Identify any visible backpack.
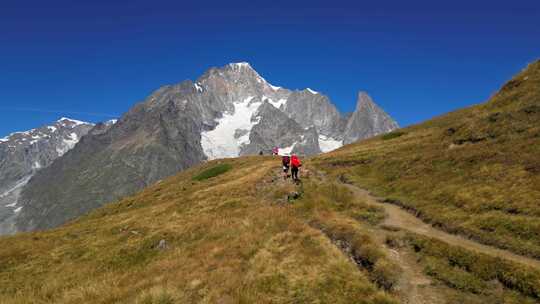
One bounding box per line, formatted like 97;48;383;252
282;156;290;166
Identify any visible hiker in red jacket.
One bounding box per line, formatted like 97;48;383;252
290;154;302;182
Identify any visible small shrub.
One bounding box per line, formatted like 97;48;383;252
381;131;405;140
371;259;400;290
192;163;232;181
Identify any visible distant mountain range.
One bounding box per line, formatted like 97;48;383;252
0;62;398;234
0;118;98;233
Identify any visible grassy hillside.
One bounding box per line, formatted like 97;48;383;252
0;157;399;304
314;60;540;258
3;156;538;303
1;61;539;303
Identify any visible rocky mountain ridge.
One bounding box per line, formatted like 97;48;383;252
3;62;398;234
0;118;99;233
197;62;398;157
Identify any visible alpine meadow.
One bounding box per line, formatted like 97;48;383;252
1;61;539;303
1;1;540;303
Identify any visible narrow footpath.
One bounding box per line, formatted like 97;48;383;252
342;183;540;270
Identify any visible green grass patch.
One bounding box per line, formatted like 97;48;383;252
381;131;405;140
192;163;232;181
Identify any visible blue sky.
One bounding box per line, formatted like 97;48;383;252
1;0;539;136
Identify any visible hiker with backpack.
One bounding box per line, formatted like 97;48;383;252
282;154;291;179
290;154;302;182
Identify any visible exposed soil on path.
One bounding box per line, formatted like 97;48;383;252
381;243;446;304
307;170;447;303
342;183;540;270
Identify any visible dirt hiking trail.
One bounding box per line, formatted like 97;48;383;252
342;183;540;270
381;242;446;304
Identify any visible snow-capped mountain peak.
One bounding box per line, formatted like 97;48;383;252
57;117;93;129
193;62;398;160
3;62;398;234
229;62;252;69
306;88;319;94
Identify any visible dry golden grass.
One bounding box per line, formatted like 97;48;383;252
314;60;540;258
0;157;396;303
2;61;538;304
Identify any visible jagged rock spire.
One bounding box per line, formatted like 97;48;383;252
343;91;399;144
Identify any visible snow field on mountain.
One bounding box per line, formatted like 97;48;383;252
318;135;343;152
56;133;80;156
201;96;262;160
